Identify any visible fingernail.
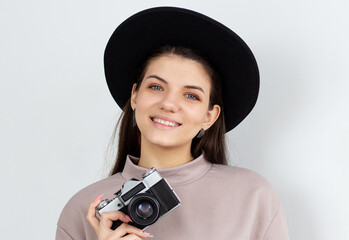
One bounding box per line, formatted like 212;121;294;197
94;194;104;202
125;215;133;222
143;231;154;238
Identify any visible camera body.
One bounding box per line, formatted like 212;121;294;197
97;168;181;230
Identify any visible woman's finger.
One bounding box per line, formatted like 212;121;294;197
86;194;104;234
99;211;132;229
120;233;143;240
112;223;153;239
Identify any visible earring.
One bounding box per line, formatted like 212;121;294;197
133;109;137;127
196;128;205;138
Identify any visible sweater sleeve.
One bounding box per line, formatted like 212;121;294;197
263;207;290;240
55;195;95;240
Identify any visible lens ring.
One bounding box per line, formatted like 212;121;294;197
128;193;160;226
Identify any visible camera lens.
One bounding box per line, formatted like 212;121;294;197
136;201;154;219
128;193;160;226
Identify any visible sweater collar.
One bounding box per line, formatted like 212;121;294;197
121;154;212;186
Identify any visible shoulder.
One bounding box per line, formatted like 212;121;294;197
209;164;272;188
207;164;281;207
56;173;125;239
206;164;288;238
61;173;124;213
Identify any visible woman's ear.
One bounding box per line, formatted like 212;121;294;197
130;83;138;110
203;104;221;130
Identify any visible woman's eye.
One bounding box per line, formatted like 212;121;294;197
150;85;162;91
185;93;199;100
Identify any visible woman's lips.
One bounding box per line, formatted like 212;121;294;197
151;117;181;127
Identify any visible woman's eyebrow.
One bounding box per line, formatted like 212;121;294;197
184;85;205;94
146;74;205;94
146;75;167;84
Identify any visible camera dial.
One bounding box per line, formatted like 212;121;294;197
142;167;156;178
96;199;110;211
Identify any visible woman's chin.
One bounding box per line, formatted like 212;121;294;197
143;136;191;150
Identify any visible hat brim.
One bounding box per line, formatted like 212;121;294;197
104;7;259;132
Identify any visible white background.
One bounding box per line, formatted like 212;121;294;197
1;0;348;239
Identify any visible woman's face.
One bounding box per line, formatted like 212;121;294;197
131;54;220;150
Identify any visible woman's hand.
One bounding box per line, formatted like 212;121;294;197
87;194;153;240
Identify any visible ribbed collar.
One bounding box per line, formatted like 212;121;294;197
121;154;212;186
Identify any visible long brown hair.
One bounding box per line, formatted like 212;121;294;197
109;46;226;175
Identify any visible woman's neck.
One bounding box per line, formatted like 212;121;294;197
137;139;193;169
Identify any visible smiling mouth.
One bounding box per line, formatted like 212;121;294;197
151;118;181;127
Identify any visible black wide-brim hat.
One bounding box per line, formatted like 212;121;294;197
104;7;259;132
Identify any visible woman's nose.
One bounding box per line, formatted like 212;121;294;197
160;92;180;112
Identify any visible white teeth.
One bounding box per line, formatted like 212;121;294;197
152;118;178;127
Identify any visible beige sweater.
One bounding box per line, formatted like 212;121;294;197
56;154;289;240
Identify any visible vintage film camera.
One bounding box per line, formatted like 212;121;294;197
96;168;181;230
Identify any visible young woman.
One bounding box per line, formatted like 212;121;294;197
56;7;289;240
